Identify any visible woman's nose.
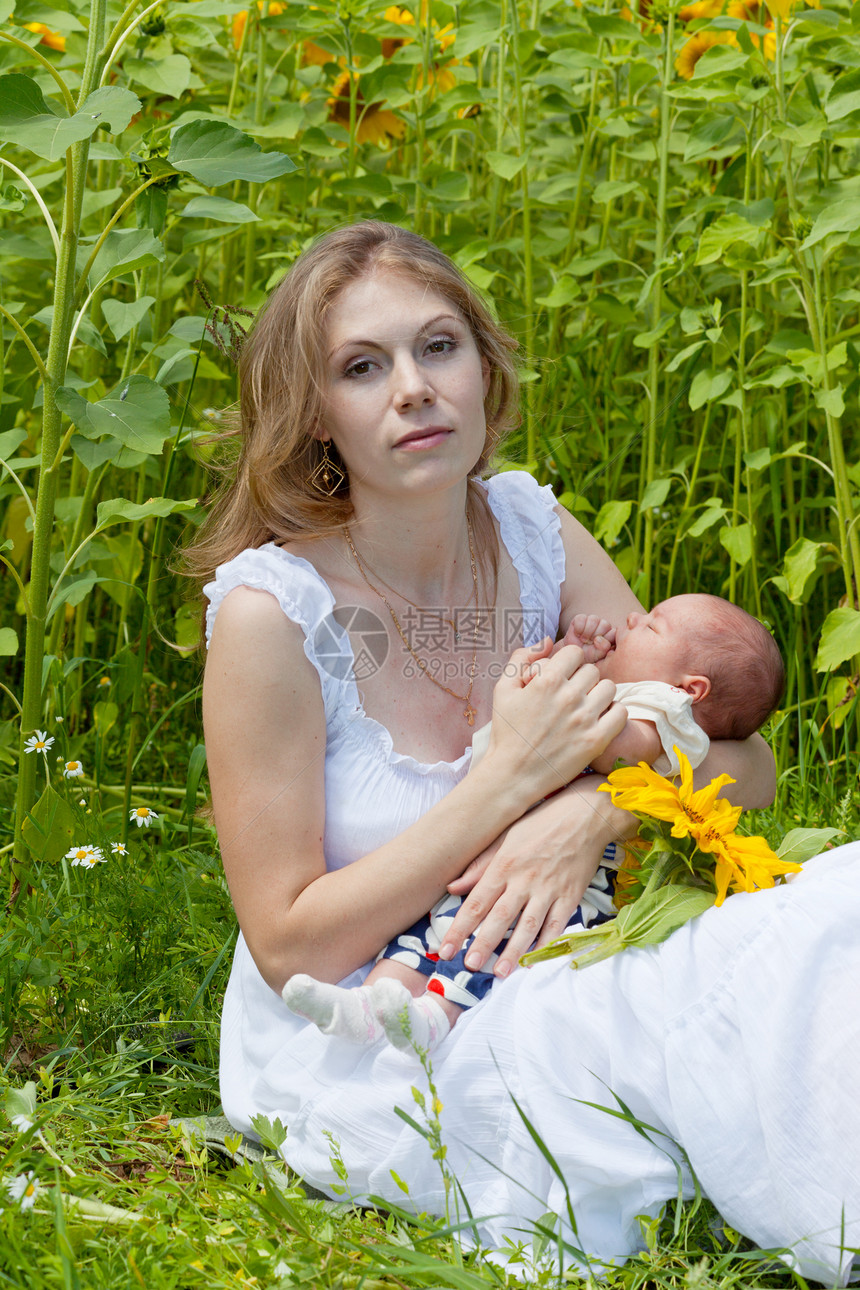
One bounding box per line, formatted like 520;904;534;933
393;357;434;408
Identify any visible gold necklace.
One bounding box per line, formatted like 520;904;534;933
344;517;481;726
347;552;464;640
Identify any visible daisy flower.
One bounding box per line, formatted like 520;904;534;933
9;1113;34;1133
110;842;129;856
65;844;105;868
24;730;54;754
5;1172;40;1211
63;760;84;779
98;676;112;689
129;806;159;828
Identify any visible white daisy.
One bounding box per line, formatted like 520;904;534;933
65;844;105;869
24;731;54;755
110;842;128;856
9;1113;33;1133
129;807;159;828
63;760;84;779
5;1172;40;1211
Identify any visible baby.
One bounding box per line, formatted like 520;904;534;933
283;593;784;1053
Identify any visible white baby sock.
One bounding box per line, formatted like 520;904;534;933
373;978;452;1054
282;973;384;1045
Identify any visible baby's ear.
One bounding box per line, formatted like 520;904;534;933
683;674;711;704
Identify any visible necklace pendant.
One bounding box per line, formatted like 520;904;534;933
464;704;476;726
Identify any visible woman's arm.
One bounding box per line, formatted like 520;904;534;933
204;587;625;992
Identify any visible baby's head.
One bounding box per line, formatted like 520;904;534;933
599;593;784;740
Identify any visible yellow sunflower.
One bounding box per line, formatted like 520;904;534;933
382;5;460;92
713;832;802;905
23;22;65;51
328;71;406;146
302;40;337;66
675;29;734;78
232;0;285;51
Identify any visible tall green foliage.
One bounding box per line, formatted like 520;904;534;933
1;0;858;896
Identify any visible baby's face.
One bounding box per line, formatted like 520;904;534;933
598;595;705;687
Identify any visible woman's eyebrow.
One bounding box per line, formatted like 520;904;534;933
328;313;462;359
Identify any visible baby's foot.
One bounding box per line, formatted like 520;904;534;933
373;979;452;1054
282;974;384;1045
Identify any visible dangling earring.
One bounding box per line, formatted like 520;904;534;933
309;440;346;496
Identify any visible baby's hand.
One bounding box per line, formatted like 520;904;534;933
563;614;616;664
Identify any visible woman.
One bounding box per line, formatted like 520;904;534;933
193;222;860;1282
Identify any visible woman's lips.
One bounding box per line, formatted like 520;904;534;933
394;427;453;450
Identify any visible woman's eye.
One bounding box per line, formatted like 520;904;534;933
426;336;456;355
344;358;375;378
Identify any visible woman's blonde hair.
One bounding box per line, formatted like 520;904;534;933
185;221;520;586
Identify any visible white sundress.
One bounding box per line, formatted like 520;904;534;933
204;471;860;1284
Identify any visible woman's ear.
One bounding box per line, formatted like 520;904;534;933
683;675;712;705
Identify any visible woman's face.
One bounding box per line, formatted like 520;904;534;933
318;270;490;501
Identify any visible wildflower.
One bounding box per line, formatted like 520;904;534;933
24;730;54;754
130;806;159;828
675;29;734;77
713;831;801;905
111;842;129;856
383;5;460;92
98;676;112;689
301;40;336;66
23;22;65;51
231;0;285;50
327;72;406;145
66;844;105;868
63;760;84;779
9;1114;33;1133
600;751;738;835
5;1173;40;1211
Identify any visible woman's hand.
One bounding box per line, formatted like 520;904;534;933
481;639;627;805
436;776;637;978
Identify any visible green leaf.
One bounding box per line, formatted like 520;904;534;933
0;627;18;656
815;606;860;671
695;213;764;266
5;1082;37;1128
83;228;165;290
168;120;296;186
719;522;753;567
591;180;640;204
0;74;106;161
593;499;632;547
826;68;860;122
182;196;259;224
96;497;200;529
48;571;102;619
772;537;827;606
78;86;141;134
0;428;27;460
125;54;191;99
22;784;77;864
689;368;733;410
687;501;727;537
485;151;527;180
641;478;672;511
684;113;740;163
101;296;156;342
801;199;860;250
777;827;842;866
57;376;172;455
815;384;845;418
535;276;580;308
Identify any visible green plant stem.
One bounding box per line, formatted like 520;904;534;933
12;0;108;902
639;7;674;604
243;2;269;292
0;31;77;112
510;0;534;463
